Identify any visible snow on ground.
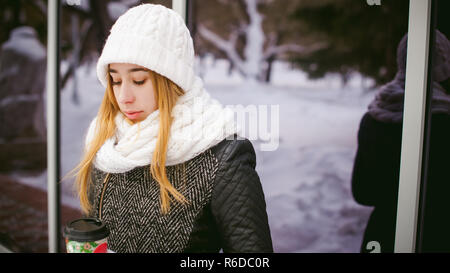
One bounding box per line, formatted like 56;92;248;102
12;58;375;253
203;59;375;252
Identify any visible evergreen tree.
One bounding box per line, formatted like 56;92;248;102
290;0;410;87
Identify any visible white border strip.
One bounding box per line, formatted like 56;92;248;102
47;0;59;253
394;0;432;253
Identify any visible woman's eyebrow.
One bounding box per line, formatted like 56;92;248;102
129;68;149;73
108;68;149;74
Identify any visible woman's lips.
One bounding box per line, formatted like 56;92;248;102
124;111;143;119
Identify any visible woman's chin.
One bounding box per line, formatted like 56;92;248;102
125;117;144;124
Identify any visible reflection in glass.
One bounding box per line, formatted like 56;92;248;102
351;32;410;253
0;0;417;253
0;1;49;252
195;0;409;252
352;27;450;253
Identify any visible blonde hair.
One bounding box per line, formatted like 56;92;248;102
66;67;188;215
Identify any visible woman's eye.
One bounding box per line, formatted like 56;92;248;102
110;79;145;86
134;80;145;85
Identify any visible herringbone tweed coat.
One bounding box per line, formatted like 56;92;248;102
88;135;273;253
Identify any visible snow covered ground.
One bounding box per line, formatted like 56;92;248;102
202;60;375;252
11;58;375;253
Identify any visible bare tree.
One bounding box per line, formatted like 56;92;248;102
196;0;327;83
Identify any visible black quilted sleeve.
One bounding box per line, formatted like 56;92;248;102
211;138;274;253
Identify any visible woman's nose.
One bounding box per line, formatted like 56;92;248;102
118;83;135;104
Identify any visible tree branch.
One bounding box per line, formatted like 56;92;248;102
263;42;328;59
29;0;47;16
62;4;91;20
61;20;94;89
197;24;247;76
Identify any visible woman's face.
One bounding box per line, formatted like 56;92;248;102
108;63;157;122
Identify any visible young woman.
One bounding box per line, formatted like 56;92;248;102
70;4;273;253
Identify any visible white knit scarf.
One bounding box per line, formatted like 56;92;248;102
85;76;240;173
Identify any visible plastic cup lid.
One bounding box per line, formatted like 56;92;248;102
63;218;109;242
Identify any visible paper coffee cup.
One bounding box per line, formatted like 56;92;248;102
63;218;110;253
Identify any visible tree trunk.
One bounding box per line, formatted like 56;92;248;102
340;69;351;89
89;0;113;53
264;55;275;83
243;0;264;83
71;13;80;105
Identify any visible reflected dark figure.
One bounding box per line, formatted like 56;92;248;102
351;30;450;253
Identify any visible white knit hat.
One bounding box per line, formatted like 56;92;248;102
96;4;195;92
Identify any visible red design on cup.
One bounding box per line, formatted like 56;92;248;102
93;242;108;253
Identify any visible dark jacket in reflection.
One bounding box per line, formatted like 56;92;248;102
351;112;450;253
